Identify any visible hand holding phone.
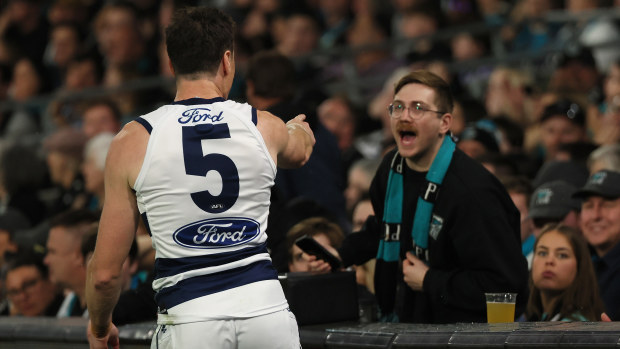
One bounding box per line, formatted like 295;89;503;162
294;234;342;271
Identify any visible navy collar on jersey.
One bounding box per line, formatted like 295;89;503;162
172;97;226;105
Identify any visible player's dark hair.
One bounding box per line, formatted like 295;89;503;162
165;7;235;77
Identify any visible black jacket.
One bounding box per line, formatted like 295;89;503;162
339;148;529;323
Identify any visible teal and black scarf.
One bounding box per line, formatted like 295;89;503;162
375;135;455;322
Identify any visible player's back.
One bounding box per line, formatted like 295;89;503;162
133;97;287;322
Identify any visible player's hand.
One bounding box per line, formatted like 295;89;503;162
87;321;120;349
286;114;316;146
402;251;429;291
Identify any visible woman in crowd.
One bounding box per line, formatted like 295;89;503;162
525;223;604;321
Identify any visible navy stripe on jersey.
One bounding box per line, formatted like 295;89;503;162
172;97;226;106
155;259;278;309
135;117;152;134
154;243;269;280
140;212;152;236
251;107;257;125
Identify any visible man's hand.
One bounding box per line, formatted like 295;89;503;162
402;251;429;291
87;321;119;349
307;244;341;274
602;312;612;322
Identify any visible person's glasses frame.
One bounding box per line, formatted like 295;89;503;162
388;101;446;119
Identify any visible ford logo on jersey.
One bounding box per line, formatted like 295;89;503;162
173;218;260;248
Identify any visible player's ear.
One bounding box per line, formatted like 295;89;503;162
222;50;232;76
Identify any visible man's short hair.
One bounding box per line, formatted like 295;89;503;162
246;50;296;100
165;6;235;77
394;70;454;114
49;209;100;237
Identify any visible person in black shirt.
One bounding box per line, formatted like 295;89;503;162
318;70;528;323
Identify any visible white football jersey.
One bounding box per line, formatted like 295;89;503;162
133;97;287;322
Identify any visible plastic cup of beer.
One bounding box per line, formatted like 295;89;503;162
485;293;517;323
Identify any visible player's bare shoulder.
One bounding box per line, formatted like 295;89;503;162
105;120;150;187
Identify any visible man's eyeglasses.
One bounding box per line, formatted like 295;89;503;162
6;278;41;298
388;102;445;119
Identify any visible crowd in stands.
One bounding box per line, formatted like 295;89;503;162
1;0;620;324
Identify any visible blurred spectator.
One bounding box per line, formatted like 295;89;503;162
501;0;561;54
450;32;492;100
285;217;345;273
245;50;347;225
44;22;83;89
43;209;99;317
547;48;601;96
587;144;620;174
80;99;122;139
1;0;49;62
457;120;501;159
537;99;588;162
81;133;115;210
484;66;536;127
574;170;620;320
0;209;29;279
395;5;448;62
46;0;91;27
317;95;363;176
501;176;534;254
43;127;90;216
276;8;321;58
344;158;381;215
527;180;582;268
317;0;352;49
0;142;48;226
525;223;604;321
81;231;157;325
4;57;48;140
3;251;64;317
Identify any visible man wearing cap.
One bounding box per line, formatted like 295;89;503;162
574;170;620;320
538;99;588;162
525;180;581;268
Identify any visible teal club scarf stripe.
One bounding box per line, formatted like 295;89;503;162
377;135;456;262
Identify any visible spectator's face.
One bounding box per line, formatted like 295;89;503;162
289;233;330;272
580;196;620;256
531;230;577;293
96;7;142;65
51;26;79;68
44;227;82;287
279;15;318;57
318;99;355;151
6;265;57;316
82;105;120;139
9;59;41;101
540;116;585;160
391;83;450;168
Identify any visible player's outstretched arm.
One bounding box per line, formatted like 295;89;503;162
257;111;315;169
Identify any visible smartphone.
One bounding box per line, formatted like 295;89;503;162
294;234;342;270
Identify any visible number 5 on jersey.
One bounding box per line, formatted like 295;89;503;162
182;124;240;213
